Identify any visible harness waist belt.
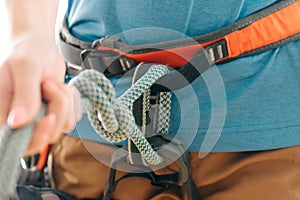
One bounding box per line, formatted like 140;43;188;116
59;0;300;76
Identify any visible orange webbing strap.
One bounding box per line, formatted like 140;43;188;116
36;144;51;171
226;0;300;60
97;0;300;68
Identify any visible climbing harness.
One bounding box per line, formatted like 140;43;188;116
1;0;300;199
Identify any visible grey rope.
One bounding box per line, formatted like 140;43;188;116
0;104;46;200
0;64;170;199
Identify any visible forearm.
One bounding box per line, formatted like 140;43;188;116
5;0;59;40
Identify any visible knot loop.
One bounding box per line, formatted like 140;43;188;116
69;64;169;165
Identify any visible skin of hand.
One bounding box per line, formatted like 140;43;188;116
1;0;82;155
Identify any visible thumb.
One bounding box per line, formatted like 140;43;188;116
7;69;42;128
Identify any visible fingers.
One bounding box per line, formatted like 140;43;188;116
25;78;81;155
42;79;81;139
42;79;74;140
6;60;42;129
0;66;12;128
0;34;69;155
25;113;56;155
1;66;82;155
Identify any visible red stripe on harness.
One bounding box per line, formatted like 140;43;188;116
97;0;300;68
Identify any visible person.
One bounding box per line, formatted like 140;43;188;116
2;0;300;199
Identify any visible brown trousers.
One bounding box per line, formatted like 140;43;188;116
49;134;300;200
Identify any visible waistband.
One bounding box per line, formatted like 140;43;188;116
59;0;300;89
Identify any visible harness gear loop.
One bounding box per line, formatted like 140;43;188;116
103;135;203;200
101;63;202;200
128;63;172;165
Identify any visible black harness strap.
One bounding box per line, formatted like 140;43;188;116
102;135;203;200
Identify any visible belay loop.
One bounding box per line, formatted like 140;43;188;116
69;64;169;165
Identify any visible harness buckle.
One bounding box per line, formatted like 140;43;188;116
79;36;137;77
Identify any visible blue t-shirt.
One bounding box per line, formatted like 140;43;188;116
65;0;300;152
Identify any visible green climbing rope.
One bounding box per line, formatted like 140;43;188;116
69;64;169;165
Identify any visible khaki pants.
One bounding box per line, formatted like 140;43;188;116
50;134;300;200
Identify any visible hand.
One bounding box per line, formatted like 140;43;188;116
0;32;81;155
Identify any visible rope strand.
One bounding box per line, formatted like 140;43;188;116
69;65;169;164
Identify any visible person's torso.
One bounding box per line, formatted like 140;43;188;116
65;0;300;152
